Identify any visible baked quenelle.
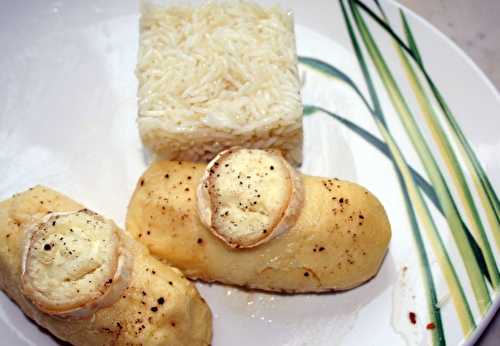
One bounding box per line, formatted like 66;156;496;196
0;186;212;346
127;149;391;293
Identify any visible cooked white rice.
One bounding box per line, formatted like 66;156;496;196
137;0;303;164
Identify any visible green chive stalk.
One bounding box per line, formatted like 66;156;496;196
356;0;499;250
347;0;491;314
339;1;477;338
369;0;499;290
394;13;499;288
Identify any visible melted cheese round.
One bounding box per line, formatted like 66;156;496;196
197;148;303;248
21;210;131;318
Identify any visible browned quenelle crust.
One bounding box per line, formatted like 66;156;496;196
127;161;392;293
0;186;212;346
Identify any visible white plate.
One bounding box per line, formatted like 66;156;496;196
0;1;498;345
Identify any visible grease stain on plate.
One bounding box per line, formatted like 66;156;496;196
391;265;424;345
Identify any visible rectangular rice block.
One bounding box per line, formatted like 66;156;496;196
136;1;303;165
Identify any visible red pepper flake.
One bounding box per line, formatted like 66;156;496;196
426;322;435;330
409;312;417;324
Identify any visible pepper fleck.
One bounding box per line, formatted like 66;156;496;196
409;312;417;324
157;297;165;305
43;244;52;251
151;307;158;312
